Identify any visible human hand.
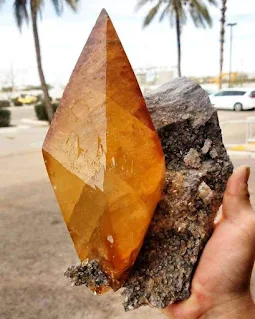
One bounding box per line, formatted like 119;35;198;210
164;166;255;319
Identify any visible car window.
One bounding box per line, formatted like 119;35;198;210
232;91;246;96
214;92;224;96
250;91;255;98
220;91;246;96
222;91;233;96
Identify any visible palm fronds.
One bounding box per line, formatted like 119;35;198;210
137;0;217;29
13;0;79;27
189;0;214;28
14;0;28;29
143;1;162;27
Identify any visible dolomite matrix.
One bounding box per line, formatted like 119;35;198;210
122;77;233;310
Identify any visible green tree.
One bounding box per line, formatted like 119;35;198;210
219;0;227;89
13;0;79;122
137;0;217;77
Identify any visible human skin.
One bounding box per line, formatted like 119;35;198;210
163;166;255;319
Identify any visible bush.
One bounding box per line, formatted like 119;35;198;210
0;100;11;108
34;102;58;121
0;109;11;127
12;98;22;106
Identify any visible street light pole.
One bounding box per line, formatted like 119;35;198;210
227;22;237;88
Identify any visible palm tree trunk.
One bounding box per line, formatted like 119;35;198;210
175;11;182;77
219;0;227;89
30;1;53;122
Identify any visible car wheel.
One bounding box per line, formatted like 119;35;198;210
234;103;243;111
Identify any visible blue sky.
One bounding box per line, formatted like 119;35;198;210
0;0;254;86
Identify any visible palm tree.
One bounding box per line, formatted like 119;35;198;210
219;0;227;89
14;0;79;122
137;0;217;77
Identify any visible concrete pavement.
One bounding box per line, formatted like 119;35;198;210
0;126;48;156
7;105;37;126
218;109;255;145
1;108;255;319
1;151;255;319
0;151;166;319
0;105;48;156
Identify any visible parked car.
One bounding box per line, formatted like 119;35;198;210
204;89;215;96
17;94;38;105
209;88;255;111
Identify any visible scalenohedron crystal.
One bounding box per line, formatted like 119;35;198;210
42;9;165;291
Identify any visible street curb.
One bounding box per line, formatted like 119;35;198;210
227;150;255;158
226;144;255;153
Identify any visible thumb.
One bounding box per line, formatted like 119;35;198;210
223;165;253;220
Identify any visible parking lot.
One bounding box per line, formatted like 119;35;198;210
2;106;255;156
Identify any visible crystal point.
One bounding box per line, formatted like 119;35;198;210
42;10;165;288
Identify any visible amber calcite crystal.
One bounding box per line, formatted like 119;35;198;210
42;9;165;290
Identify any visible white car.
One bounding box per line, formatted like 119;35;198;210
209;88;255;111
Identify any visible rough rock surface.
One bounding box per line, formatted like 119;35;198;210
65;77;233;310
122;77;233;310
64;259;110;292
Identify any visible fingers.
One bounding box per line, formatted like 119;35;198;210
164;166;255;319
163;293;202;319
222;165;255;252
222;165;253;220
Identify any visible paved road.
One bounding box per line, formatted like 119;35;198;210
1;151;255;319
0;151;255;319
7;105;37;126
0;151;165;319
0;108;254;157
1;106;255;319
217;109;255;122
217;109;255;145
7;104;255;128
0;126;48;156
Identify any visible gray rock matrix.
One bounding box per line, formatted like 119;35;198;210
122;77;233;310
64;78;233;311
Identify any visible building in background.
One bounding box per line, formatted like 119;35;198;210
135;67;177;92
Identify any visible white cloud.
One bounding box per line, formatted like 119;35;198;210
0;0;254;86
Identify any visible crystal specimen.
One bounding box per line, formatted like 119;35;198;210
122;77;233;310
42;9;165;291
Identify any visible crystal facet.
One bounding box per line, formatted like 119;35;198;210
42;9;165;288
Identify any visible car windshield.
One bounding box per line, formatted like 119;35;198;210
214;91;224;96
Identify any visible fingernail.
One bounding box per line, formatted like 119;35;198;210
234;165;250;183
